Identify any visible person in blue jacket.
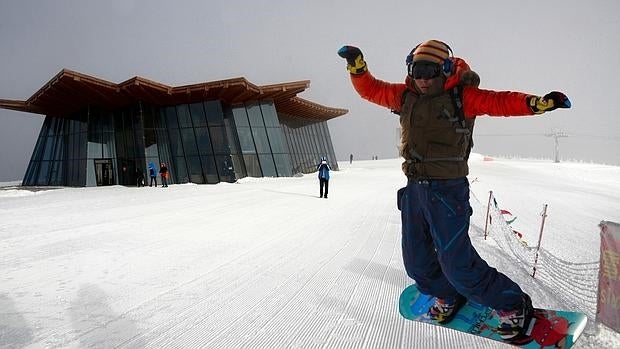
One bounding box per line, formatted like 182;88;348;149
317;156;331;198
148;162;158;187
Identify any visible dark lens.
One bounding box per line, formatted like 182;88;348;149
412;63;440;79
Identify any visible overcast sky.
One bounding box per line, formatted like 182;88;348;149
1;0;619;181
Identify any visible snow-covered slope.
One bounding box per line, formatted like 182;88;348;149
0;155;618;348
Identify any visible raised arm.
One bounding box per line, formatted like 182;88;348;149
338;45;406;112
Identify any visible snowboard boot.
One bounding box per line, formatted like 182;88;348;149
427;294;466;324
497;293;534;343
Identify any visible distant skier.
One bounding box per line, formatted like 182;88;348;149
317;156;330;198
148;162;157;187
338;40;571;343
160;163;169;188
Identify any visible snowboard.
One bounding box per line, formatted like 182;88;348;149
399;284;588;348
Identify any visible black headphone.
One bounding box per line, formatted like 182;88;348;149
406;40;454;77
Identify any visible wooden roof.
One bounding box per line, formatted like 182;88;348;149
0;69;348;120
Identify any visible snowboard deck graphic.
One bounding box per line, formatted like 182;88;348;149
399;284;588;348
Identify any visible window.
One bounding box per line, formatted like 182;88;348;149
186;156;204;183
260;101;280;127
189;102;207;127
209;126;229;154
266;127;285;153
176;104;193;128
181;128;199;156
205;101;225;126
258;154;277;177
246;103;265;127
252;128;271;154
232;106;249;127
237;127;256;154
243;154;262;177
195;127;213;155
200;155;219;183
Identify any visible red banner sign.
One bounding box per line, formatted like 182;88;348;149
598;220;620;331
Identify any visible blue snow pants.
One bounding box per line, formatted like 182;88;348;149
398;177;523;310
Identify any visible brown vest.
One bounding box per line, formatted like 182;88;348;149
399;82;475;179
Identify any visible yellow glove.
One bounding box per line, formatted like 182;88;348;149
337;46;367;75
528;91;571;114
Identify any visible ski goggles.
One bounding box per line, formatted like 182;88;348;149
408;61;441;80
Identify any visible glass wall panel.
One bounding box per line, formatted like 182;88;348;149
186;156;204;183
78;159;87;185
246;103;265;127
144;129;159;158
243;154;262;177
266;127;285;153
260;101;279;127
102;131;115;158
195;127;213;155
143;104;156;129
205;101;224;126
165;107;179;129
67;132;75;160
181;128;199;156
273;153;292;177
172;156;187;183
79;132;87;159
37;161;50;185
53;133;64;160
114;123;126;159
26;162;41;185
168;128;185;157
176;104;193;128
252;128;271;154
43;136;55;160
230;154;246;179
49;161;63;186
237;127;256;154
200;155;219;183
189;102;207;127
232;106;249;127
258;154;277;177
86;158;97;186
124;126;136;158
88;131;103;158
209;126;229;154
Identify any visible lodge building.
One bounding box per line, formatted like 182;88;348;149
0;69;347;186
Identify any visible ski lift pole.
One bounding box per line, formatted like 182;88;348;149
484;191;492;240
532;204;548;278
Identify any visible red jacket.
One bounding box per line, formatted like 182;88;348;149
349;68;534;118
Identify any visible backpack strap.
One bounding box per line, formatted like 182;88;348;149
449;85;474;160
449;86;468;131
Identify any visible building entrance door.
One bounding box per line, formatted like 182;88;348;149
95;159;114;186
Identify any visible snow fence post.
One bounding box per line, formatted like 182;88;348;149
596;220;620;332
484;190;492;240
531;204;548;278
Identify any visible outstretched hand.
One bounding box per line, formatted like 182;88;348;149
338;45;367;74
528;91;571;114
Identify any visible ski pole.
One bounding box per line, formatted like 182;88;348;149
532;204;548;278
484;191;492;240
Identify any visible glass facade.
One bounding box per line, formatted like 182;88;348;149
279;116;338;174
22;99;338;187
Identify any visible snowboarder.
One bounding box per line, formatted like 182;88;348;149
338;40;571;342
317;156;330;198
